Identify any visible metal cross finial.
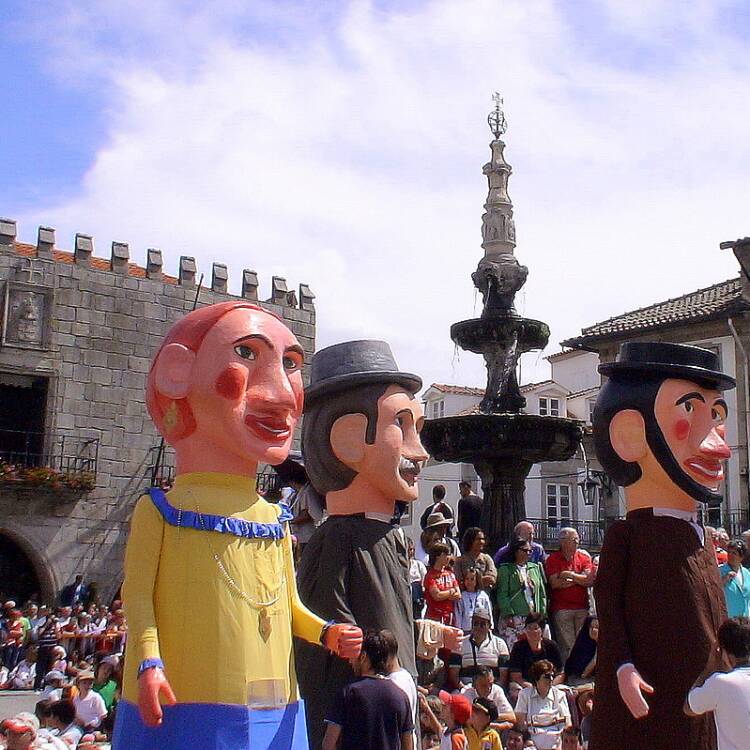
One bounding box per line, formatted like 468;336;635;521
488;91;507;139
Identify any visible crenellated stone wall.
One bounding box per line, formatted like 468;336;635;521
0;218;316;603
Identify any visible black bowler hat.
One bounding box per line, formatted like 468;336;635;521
598;342;736;391
305;340;422;404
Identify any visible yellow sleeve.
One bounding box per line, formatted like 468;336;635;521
122;494;165;664
282;523;326;644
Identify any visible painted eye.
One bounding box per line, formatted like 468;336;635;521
711;408;724;422
234;345;257;361
683;400;694;414
283;355;300;371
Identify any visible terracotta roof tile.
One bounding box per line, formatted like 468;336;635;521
562;277;747;347
429;383;485;397
12;242;178;284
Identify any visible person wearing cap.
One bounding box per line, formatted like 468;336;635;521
2;714;38;750
466;696;502;750
590;342;735;750
39;670;66;703
438;691;471;749
73;670;107;731
418;512;460;562
452;605;509;686
296;340;461;749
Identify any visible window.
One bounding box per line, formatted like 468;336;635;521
546;484;571;526
587;400;596;423
431;399;445;419
539;397;560;417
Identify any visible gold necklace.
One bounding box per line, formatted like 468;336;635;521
182;491;286;641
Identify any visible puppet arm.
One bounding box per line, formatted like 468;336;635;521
595;520;653;719
283;523;362;658
122;495;176;726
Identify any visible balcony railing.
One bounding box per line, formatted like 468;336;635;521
0;429;98;492
527;518;607;551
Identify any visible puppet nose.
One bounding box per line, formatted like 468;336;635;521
699;427;731;459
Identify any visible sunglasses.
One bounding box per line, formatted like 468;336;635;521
541;672;555;680
472;620;490;627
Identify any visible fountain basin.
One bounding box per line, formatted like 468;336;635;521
421;413;583;464
451;315;549;355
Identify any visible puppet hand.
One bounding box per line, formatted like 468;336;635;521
617;664;653;719
442;626;466;653
138;668;177;727
325;624;363;659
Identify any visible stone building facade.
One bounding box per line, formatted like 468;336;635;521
0;218;316;604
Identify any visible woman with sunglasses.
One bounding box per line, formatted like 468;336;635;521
496;536;547;650
514;659;571;750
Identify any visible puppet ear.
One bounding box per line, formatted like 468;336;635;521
330;413;368;468
609;409;648;463
153;343;195;400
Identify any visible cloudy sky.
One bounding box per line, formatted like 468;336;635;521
2;0;749;391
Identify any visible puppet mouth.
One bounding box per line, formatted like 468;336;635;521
398;457;422;486
244;414;292;443
683;457;724;482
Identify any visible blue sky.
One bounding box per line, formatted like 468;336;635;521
2;0;750;389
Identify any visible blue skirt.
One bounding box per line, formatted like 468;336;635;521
112;699;309;750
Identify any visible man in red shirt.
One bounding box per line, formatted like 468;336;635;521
545;528;593;661
424;542;461;625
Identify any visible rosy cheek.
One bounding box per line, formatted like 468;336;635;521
214;365;246;401
673;418;690;441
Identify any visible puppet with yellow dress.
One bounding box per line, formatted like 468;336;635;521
112;301;362;750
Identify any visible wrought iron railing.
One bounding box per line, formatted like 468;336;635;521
527;517;608;551
0;429;98;476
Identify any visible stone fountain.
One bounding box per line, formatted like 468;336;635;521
421;95;583;550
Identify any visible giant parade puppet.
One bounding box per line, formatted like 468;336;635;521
590;342;734;750
295;340;462;749
112;302;362;750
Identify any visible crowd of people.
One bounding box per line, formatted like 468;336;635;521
0;589;126;749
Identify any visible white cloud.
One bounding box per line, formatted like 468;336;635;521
14;0;750;394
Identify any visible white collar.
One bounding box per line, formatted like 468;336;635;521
652;507;698;523
364;511;393;524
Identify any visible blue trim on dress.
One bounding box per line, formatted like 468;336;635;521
112;698;308;750
147;488;292;540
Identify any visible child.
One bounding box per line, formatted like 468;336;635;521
428;690;471;749
466;697;502;750
454;568;494;633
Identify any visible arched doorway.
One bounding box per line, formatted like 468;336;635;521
0;532;45;603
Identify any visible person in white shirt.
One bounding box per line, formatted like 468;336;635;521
452;607;508;685
384;630;419;750
6;647;37;690
72;670;107;730
686;616;750;750
460;666;515;724
515;659;572;750
454;568;493;633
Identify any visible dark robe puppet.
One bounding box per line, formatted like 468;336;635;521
590;342;734;750
295;340;461;750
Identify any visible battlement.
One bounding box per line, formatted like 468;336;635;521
0;218;315;310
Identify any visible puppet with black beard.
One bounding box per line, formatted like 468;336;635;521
590;342;734;750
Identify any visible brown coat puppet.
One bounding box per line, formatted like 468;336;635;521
590;342;734;750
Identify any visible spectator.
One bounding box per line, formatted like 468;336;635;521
34;618;60;691
92;661;118;714
576;687;594;748
322;630;414;750
437;691;471;749
454;528;497;591
423;542;461;625
466;697;502;750
686;616;750;750
457;482;483;540
407;537;427;621
422;513;461;558
384;629;418;750
497;536;547;650
562;616;598;686
453;606;509;685
460;666;515;724
420;484;455;534
58;577;86;609
707;526;729;564
507;614;563;687
2;609;25;670
506;680;523;708
545;528;593;661
454;568;493;633
515;660;572;750
72;671;107;731
502;726;530;750
1;714;37;750
46;700;82;748
4;645;37;690
720;540;750;617
38;670;66;703
741;530;750;568
561;725;584;750
494;522;547;566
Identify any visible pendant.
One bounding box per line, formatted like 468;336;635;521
259;607;272;642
